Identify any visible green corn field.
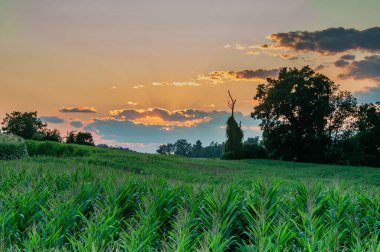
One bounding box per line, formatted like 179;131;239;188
1;142;380;251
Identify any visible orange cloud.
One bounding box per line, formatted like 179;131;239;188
198;69;278;84
109;108;212;127
152;81;200;87
132;116;211;127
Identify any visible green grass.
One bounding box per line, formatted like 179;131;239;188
0;141;379;250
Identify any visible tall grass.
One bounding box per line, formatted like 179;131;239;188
0;163;379;251
0;134;28;160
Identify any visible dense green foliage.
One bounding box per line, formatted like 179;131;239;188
191;141;223;158
173;139;192;156
252;66;357;163
31;129;62;142
251;66;380;167
1;146;380;250
157;139;222;158
0;134;28;160
66;131;95;146
243;137;268;159
25;140;99;157
356;103;380;166
1;111;47;139
158;138;267;160
222;116;244;160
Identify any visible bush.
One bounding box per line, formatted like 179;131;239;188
221;151;240;160
0;134;28;160
31;129;62;142
243;143;268;159
26;140;94;157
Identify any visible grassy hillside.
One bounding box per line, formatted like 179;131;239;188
1;141;379;250
17;140;380;187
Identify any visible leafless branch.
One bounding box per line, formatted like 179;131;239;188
228;90;236;116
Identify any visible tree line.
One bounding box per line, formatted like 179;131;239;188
156;137;267;159
2;65;379;167
1;111;95;146
158;66;379;167
157;139;223;158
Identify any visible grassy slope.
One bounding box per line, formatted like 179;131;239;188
3;141;380;188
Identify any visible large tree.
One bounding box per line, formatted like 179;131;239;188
191;140;204;158
251;66;356;162
174;139;192;157
1;111;47;139
157;143;175;155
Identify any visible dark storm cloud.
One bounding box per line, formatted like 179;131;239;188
40;116;64;124
58;107;97;113
268;27;380;54
338;55;380;81
70;121;84;128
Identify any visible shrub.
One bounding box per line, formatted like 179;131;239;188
26;140;94;157
243;143;268;159
221;151;239;160
0;134;28;160
32;129;62;142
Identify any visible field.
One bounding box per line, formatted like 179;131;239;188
1;141;380;251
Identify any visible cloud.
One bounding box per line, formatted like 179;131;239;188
127;101;138;106
235;43;248;50
340;54;356;61
314;64;328;71
58;107;97;113
133;85;144;89
234;69;278;79
334;59;349;67
354;84;380;104
152;82;167;86
198;68;278;84
338;55;380;82
70;121;84;128
86;109;261;152
109;108;212;127
264;27;380;54
152;81;201;87
172;81;201;87
40;116;64;124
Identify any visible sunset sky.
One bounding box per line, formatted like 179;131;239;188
1;0;380;152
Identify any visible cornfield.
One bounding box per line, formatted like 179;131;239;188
0;165;379;251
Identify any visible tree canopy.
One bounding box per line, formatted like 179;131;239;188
1;111;47;139
66;131;95;146
252;66;357;163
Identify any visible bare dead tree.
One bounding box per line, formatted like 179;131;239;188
228;90;236;117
